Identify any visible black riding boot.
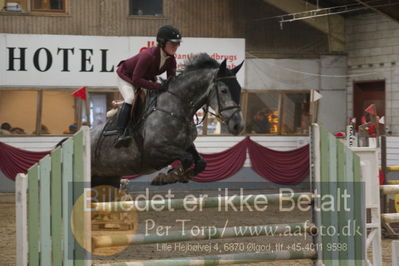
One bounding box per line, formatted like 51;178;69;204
114;103;132;148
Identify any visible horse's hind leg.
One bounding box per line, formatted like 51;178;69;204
90;176;131;231
91;175;130;202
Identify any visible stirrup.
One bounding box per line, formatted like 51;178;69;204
103;129;119;136
114;135;132;148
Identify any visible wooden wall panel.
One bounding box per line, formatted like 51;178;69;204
0;0;329;57
0;0;236;37
165;0;235;38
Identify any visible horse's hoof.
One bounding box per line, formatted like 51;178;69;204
119;179;129;191
151;179;175;186
177;175;190;183
151;180;162;186
151;178;163;186
177;170;195;183
151;173;168;186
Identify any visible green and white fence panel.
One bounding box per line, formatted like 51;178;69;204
312;124;378;266
92;124;377;266
393;241;399;266
15;124;381;266
16;127;91;266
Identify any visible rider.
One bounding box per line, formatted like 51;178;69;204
112;25;182;148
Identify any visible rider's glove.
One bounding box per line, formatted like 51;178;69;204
159;78;170;93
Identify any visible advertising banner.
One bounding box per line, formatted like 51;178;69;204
0;34;245;88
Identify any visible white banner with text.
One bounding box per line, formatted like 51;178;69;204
0;34;245;88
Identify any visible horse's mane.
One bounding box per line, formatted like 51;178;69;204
182;53;219;73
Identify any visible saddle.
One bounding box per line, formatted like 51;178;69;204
131;89;146;125
102;89;153;137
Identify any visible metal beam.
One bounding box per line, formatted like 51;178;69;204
262;0;345;52
355;0;399;23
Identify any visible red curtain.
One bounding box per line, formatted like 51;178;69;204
155;138;248;182
127;137;309;184
0;142;50;181
0;138;310;184
247;138;309;184
192;138;247;182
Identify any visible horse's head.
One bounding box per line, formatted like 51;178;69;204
208;59;245;135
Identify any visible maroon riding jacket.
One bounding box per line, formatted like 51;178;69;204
116;46;177;91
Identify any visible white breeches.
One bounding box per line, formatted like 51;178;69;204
117;75;136;104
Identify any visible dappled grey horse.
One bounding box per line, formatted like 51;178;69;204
91;54;245;187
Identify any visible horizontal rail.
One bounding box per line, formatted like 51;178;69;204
92;222;317;249
382;213;399;223
380;185;399;195
386;166;399;172
91;192;314;213
93;249;317;266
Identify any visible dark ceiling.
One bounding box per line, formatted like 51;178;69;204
305;0;399;21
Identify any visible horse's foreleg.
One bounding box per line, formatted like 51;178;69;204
150;147;194;185
186;145;206;175
166;145;206;184
180;152;194;170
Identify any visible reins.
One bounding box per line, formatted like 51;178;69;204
132;73;242;129
204;75;242;126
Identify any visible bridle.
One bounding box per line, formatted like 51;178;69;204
149;74;242;126
204;75;242;126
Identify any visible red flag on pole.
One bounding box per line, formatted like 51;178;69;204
72;86;87;100
364;104;376;115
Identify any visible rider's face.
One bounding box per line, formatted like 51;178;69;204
164;41;180;56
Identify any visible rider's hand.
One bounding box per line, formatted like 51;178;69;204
159;78;170;92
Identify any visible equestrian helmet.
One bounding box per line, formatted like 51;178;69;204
156;25;182;45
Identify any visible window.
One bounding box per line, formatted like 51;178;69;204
32;0;64;11
195;108;229;136
88;92;119;128
129;0;162;16
0;89;119;136
0;89;309;136
194;91;310;136
281;93;310;135
1;0;65;13
246;92;280;135
244;91;310;135
41;90;75;134
0;90;37;135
